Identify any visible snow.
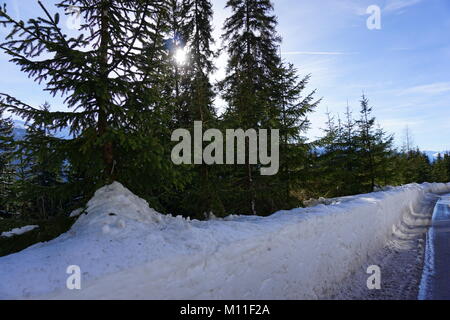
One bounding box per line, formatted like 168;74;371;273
0;181;450;300
69;208;84;218
1;225;39;238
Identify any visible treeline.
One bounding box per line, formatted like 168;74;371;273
0;0;448;221
306;96;450;199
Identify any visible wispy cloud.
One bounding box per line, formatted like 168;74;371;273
350;0;423;15
384;0;423;13
281;51;357;56
398;82;450;95
388;47;412;52
381;118;423;132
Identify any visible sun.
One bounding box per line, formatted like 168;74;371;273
174;47;188;65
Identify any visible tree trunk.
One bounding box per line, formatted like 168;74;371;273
97;1;114;183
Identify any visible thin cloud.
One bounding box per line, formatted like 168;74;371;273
351;0;423;15
384;0;422;13
398;82;450;95
388;47;412;52
281;51;358;56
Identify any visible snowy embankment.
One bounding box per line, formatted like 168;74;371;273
1;182;449;300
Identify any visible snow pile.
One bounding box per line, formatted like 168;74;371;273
1;225;39;238
70;183;162;236
0;182;450;300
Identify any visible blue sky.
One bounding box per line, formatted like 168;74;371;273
1;0;450;150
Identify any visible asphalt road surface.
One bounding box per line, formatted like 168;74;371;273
419;194;450;300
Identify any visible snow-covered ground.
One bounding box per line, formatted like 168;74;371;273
0;182;449;300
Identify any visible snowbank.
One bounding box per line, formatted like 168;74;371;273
0;182;449;300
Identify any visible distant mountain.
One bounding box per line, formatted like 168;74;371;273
12;120;71;140
12;120;27;140
423;151;449;162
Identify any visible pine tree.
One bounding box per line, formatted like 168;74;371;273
373;124;395;186
431;153;448;182
355;94;394;192
316;110;341;196
0;112;15;212
220;0;282;215
0;0;172;202
16;115;65;218
317;97;396;197
321;105;361;197
271;63;318;208
340;104;360;195
177;0;225;217
166;0;190;124
183;0;216;124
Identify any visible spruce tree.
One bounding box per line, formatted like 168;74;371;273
272;63;318;208
0;0;172;202
183;0;216;124
17;115;65;218
317;110;343;196
220;0;282;215
340;104;359;195
444;153;450;182
178;0;225;217
0;112;15;212
431;153;448;182
317;98;395;196
355;94;394;192
166;0;189;123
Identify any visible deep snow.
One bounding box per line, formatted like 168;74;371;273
0;182;449;299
